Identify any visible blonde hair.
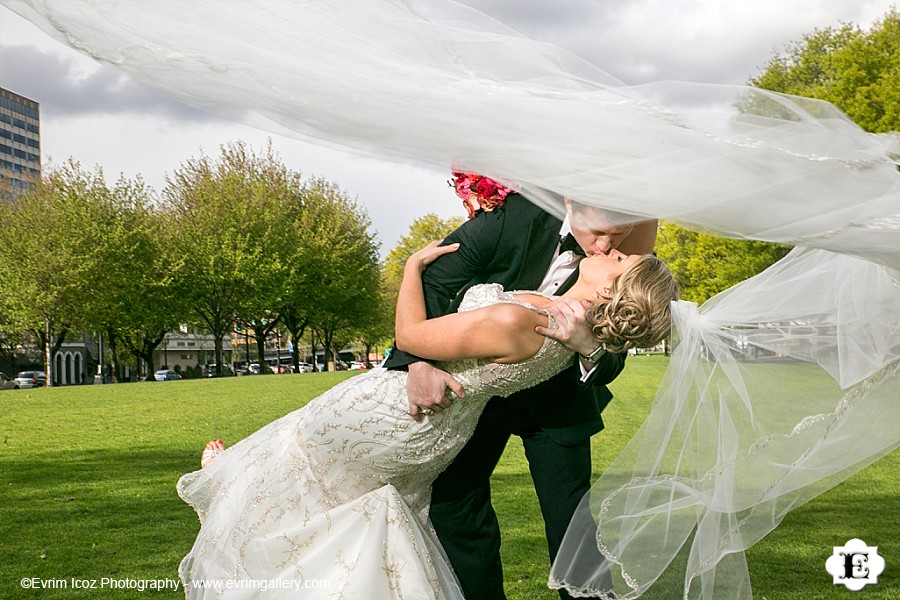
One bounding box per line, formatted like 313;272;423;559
585;255;678;353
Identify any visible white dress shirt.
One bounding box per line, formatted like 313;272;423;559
535;219;597;381
537;220;581;294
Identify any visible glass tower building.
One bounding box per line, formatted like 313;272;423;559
0;86;41;199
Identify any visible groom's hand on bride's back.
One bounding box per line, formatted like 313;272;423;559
407;361;464;421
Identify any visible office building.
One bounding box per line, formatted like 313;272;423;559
0;86;41;198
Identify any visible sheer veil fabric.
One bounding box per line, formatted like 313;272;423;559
4;1;898;598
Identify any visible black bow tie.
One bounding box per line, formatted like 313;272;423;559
559;233;585;257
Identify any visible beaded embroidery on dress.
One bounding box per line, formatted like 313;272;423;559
177;283;574;599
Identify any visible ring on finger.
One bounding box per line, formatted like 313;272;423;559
419;407;435;416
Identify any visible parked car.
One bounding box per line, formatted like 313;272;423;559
154;369;183;381
1;372;18;390
235;363;258;376
15;371;46;389
349;361;368;370
295;362;313;373
204;364;234;378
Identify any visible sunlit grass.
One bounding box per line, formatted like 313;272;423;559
0;360;895;599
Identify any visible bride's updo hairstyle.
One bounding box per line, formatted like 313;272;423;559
585;256;678;353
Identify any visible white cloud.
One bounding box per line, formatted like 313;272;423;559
463;0;891;82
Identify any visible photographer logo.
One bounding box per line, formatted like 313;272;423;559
825;538;884;591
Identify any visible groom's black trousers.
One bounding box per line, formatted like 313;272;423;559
430;394;592;600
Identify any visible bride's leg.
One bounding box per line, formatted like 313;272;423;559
200;439;225;468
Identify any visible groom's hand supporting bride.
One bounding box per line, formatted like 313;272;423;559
407;357;464;420
401;242;468;421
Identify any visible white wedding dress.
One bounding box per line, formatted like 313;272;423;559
176;284;574;599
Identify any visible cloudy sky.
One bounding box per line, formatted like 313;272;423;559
0;0;893;254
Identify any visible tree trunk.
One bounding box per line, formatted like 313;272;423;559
36;319;68;387
322;327;335;372
214;334;224;376
363;342;374;368
251;318;279;374
254;330;268;373
140;332;164;380
50;328;67;383
281;313;307;375
143;351;156;379
106;329;121;383
121;330;167;381
44;317;52;387
289;329;305;374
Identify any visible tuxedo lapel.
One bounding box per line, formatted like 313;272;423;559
556;266;580;296
513;214;563;291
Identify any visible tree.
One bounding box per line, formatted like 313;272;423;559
277;182;324;373
225;146;306;374
381;213;465;330
70;174;186;381
655;223;791;304
658;11;900;305
354;277;395;366
162;141;290;376
0;302;22;376
750;8;900;133
0;161;108;385
0;164;184;382
383;213;465;293
294;178;381;371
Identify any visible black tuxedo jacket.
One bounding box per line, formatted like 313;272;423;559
385;194;625;443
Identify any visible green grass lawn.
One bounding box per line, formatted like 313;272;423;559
0;359;895;599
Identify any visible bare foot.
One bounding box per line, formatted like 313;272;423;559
201;439;225;468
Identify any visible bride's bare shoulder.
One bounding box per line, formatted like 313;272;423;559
472;302;548;362
477;300;547;326
482;302;547;340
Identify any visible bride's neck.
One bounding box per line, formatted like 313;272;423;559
514;284;590;309
560;281;592;302
512;292;553;309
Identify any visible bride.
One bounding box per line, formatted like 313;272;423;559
177;241;676;599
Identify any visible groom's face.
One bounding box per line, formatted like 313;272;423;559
565;199;635;256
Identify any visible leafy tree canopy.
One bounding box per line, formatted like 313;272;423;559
750;8;900;133
655;223;791;304
661;9;900;304
383;213;465;293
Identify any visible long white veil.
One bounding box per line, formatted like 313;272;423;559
550;248;900;598
4;1;898;598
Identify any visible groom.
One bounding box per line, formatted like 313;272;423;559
385;188;656;599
